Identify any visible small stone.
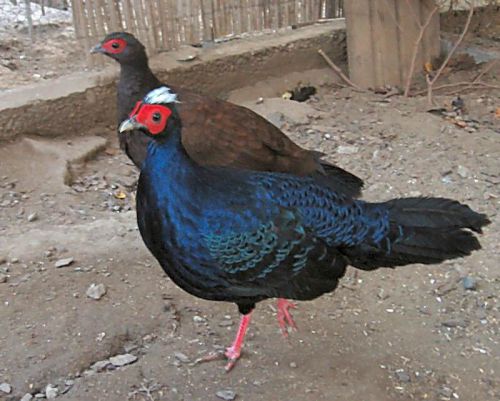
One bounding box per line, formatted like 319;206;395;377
337;145;359;154
21;394;34;401
86;283;107;300
55;257;74;268
109;353;137;367
91;359;111;372
216;390;237;401
0;383;11;394
457;165;470;178
0;274;7;283
395;370;411;383
27;212;38;222
11;257;19;263
174;351;190;363
218;320;233;327
45;384;58;399
289;362;297;368
442;319;468;328
193;315;205;323
34;394;45;399
462;276;477;291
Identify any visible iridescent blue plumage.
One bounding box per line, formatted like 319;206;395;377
134;105;488;312
121;87;488;370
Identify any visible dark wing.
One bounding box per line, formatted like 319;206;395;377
201;205;347;301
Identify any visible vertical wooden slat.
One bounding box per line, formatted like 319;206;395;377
145;0;160;50
372;0;401;87
398;0;422;86
121;0;135;32
344;0;375;88
106;0;121;31
93;0;107;37
421;0;440;64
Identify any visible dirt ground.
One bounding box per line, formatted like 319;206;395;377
1;61;499;401
1;6;500;401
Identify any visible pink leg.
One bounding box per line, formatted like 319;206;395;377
224;312;252;371
277;298;298;337
195;312;252;372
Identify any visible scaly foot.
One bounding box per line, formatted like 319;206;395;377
277;298;298;337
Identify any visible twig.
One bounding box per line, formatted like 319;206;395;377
403;5;439;97
426;3;475;104
318;49;363;90
472;60;499;83
413;81;500;96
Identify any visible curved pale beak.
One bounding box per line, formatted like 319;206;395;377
119;117;142;134
90;43;104;54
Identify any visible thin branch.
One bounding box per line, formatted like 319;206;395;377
403;5;439;97
472;60;498;83
413;81;500;96
318;49;363;90
425;3;475;103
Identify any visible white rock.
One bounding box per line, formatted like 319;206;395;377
109;353;137;367
0;382;11;394
337;145;359;155
45;384;58;399
20;394;34;401
86;283;107;300
457;165;470;178
216;390;237;401
54;257;74;268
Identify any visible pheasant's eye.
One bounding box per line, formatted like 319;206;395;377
152;112;162;123
111;41;120;49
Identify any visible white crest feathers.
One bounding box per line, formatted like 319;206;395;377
143;86;179;104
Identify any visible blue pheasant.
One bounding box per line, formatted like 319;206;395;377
119;86;490;371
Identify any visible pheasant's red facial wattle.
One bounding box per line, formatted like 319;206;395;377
102;38;127;54
134;104;172;135
129;101;142;118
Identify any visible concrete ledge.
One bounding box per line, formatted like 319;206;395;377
0;20;346;141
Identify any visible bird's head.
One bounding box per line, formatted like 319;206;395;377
91;31;146;64
119;86;180;139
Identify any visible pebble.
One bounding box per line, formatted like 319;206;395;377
86;283;107;300
337;145;359;154
289;362;297;368
45;384;58;399
193;315;206;323
20;394;33;401
216;390;237;401
91;359;111;372
0;382;11;394
0;274;7;283
174;351;190;363
462;276;477;291
109;353;137;367
54;257;74;268
395;370;411;383
457;165;470;178
27;212;38;222
218;320;234;327
442;319;468;328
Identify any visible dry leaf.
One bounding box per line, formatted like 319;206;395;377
495;107;500;119
114;190;127;200
424;62;433;73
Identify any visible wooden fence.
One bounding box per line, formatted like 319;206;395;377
70;0;344;66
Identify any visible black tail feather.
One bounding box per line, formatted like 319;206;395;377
346;197;490;270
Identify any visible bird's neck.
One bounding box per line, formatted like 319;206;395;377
120;58;156;83
117;60;161;121
145;124;200;182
